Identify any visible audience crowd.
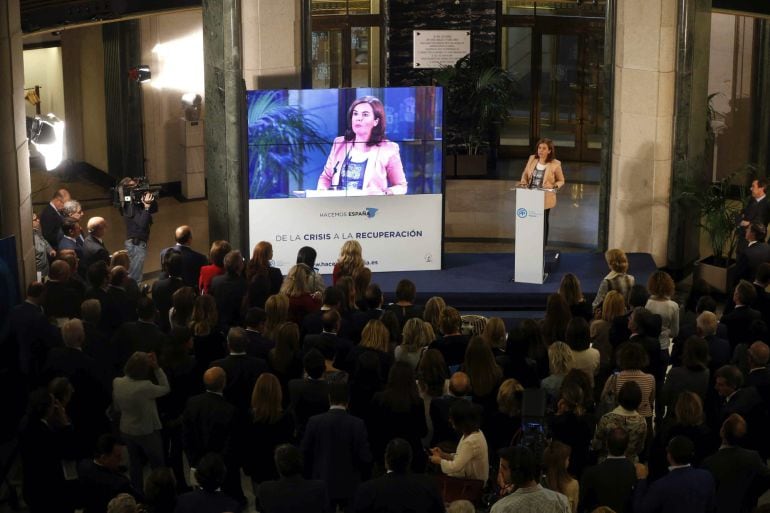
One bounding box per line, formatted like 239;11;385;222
6;196;770;513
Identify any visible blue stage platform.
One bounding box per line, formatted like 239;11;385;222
371;252;658;311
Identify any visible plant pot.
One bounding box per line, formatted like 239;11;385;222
695;255;737;294
456;154;487;177
443;153;457;178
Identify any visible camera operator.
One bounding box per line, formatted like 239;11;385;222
120;178;158;283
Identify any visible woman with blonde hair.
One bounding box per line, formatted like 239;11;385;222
332;240;364;285
347;319;395;380
541;342;574;404
559;273;592;321
263;294;289;341
592;248;635;310
423;296;446;335
395;318;432;369
486;378;524;461
589;290;625;375
280;264;322;324
267;322;303;395
542;440;579;513
243;373;295;496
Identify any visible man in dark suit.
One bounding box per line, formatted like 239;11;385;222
4;282;61;382
746;342;770;388
703;414;770;513
160;225;208;289
182;367;244;503
734;223;770;285
714;365;768;455
738;178;770;254
633;436;715;513
175;453;241;513
721;280;762;350
694;311;731;373
259;444;328;513
43;260;83;319
85;261;124;334
210;250;247;331
581;427;637;513
182;367;237;473
628;307;665;382
81;217;111;272
303;310;354;372
78;434;138;513
753;263;770;325
244;307;273;359
352;438;444;513
112;297;168;372
210;327;268;413
151;251;185;333
430;371;471;448
289;349;330;438
39;187;70;249
58;216;84;262
302;383;372;512
42;318;110;457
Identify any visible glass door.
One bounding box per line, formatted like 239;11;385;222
311;30;343;89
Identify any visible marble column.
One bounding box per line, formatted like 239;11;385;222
608;0;678;266
666;0;711;272
203;0;248;253
0;0;33;291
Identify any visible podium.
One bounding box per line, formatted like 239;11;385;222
514;187;548;284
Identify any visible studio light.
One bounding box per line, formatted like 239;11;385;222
29;113;65;171
129;65;152;83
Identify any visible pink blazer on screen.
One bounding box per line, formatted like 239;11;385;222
317;136;407;195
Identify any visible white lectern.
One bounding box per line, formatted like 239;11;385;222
514;187;547;284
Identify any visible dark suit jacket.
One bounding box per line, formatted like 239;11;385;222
703;446;770;513
210;354;268;412
720;306;763;350
352;472;444;513
58;235;84;260
629;333;665;381
39;203;63;249
303;332;354;372
210;273;247;330
581;457;637;513
428;334;469;369
161;244;208;289
150;276;184;332
633;467;716;513
301;408;372;501
289;377;330;437
112;320;169;370
85;286;124;334
5;301;61;378
77;459;137;513
182;391;237;467
734;242;770;284
174;489;241;513
245;329;274;359
82;234;110;273
43;279;83;319
741;196;770;227
258;475;329;513
429;395;462;447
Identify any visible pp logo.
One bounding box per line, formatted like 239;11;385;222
516;208;528;218
365;208;378;219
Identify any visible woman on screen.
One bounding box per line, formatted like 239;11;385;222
317;96;407;195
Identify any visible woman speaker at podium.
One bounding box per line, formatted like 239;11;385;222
519;138;565;245
317;96;407;195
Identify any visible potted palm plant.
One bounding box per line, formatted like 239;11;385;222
434;53;518;176
677;167;749;293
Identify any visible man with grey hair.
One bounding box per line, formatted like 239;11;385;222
696;311;731;372
39;187;71;248
746;341;770;388
42;318;110;457
82;216;110;271
62;199;85;247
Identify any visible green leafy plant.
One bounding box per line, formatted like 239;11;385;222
247;91;325;198
676;165;752;266
434;54;518;155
